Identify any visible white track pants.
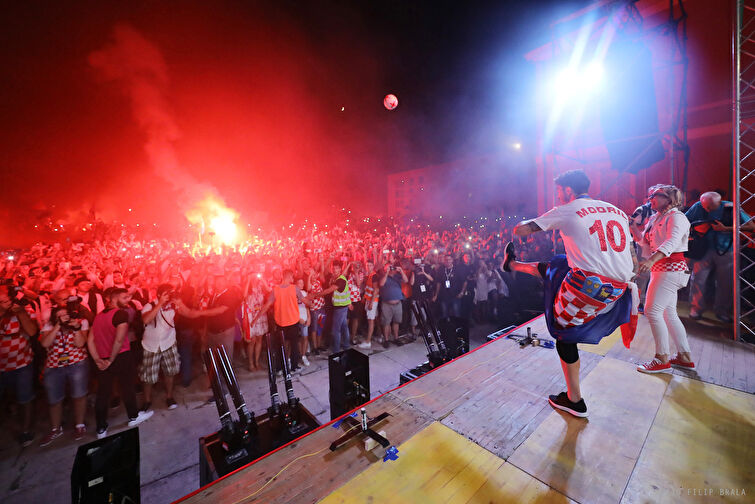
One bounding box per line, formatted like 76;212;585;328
645;270;691;356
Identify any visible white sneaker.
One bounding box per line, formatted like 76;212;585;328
127;409;154;427
302;355;311;366
96;428;108;440
358;342;371;349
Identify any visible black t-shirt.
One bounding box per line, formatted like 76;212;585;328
175;285;198;331
412;268;433;300
110;308;129;326
207;286;242;333
436;265;464;301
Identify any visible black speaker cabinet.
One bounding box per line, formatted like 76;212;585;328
329;348;370;420
71;427;140;504
438;316;470;358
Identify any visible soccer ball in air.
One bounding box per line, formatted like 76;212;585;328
383;94;398;110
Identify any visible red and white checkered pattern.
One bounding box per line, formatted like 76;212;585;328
553;276;625;329
348;276;361;303
651;260;688;272
45;326;88;369
0;311;36;372
310;278;324;311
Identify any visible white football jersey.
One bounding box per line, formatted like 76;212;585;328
534;197;634;282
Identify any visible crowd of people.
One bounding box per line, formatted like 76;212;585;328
0;184;744;444
0;218;558;446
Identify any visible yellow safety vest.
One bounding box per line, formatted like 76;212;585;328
332;275;351;307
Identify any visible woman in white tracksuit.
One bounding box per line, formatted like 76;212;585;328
630;185;695;373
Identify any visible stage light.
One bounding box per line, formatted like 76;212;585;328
555;62;603;100
512;142;522;150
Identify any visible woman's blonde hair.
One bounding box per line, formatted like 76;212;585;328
651;184;685;209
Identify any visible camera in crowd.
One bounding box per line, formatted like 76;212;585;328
59;296;84;329
630;202;653;226
66;295;83;320
4;280;30;307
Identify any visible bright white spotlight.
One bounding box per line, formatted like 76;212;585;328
512;142;522;150
583;62;604;92
554;62;604;100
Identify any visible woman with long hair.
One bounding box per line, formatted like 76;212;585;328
630;185;695;373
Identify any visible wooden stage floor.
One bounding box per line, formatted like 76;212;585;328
177;315;755;504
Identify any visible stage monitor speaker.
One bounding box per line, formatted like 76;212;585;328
71;427;140;504
329;348;370;420
600;38;665;173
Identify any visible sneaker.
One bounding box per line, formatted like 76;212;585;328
166;397;178;410
73;424;87;441
393;339;405;347
19;431;34;447
548;392;588;418
382;340;390;349
312;348;320;356
688;310;703;321
40;427;63;447
96;425;108;439
127;409;154;427
503;241;516;272
637;358;672;374
358;342;371;349
669;355;696;369
301;355;311;366
716;313;733;323
139;402;152;413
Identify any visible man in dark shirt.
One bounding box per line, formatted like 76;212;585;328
433;254;467;320
206;274;242;362
410;260;434;337
175;282;197;387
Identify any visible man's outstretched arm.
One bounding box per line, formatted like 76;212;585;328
514;220;542;237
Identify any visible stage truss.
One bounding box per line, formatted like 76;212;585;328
734;0;755;342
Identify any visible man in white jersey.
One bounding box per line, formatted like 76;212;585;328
503;170;638;418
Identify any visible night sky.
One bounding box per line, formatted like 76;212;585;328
0;0;590;245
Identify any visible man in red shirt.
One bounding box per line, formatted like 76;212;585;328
87;288;153;438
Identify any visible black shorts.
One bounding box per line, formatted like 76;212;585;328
347;300;365;320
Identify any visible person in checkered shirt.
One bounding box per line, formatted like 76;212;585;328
38;305;90;446
304;262;326;355
507;170;639;418
347;261;365;345
0;285;39;446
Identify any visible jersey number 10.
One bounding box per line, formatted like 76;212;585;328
588;219;627;252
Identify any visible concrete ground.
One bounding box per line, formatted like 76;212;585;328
0;322;508;504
